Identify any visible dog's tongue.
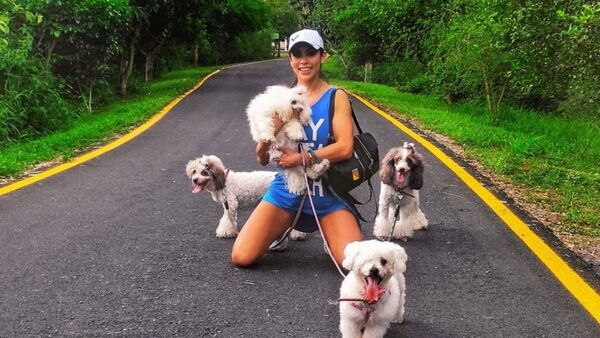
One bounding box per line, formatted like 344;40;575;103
192;185;203;194
396;171;406;184
364;276;385;303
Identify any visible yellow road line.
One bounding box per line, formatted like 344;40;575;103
0;69;221;197
350;92;600;324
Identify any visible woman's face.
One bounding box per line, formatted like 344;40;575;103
289;45;326;82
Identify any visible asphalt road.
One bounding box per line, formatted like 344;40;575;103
1;60;598;337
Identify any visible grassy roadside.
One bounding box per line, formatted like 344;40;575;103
323;56;599;241
0;66;219;181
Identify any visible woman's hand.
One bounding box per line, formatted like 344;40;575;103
256;140;271;166
273;146;302;168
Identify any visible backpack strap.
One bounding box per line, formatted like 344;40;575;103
326;88;377;223
328;88;363;144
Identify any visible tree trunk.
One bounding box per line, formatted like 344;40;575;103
144;29;169;82
193;42;199;67
482;64;499;125
326;41;350;78
87;83;93;112
364;61;372;82
120;23;141;96
45;40;56;67
145;54;155;82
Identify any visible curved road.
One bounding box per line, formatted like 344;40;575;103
1;60;598;337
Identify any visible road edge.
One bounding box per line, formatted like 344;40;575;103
348;91;600;325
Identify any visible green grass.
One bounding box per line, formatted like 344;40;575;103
0;66;219;179
323;56;600;237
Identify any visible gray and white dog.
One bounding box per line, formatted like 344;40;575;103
186;154;307;240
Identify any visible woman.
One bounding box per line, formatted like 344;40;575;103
231;29;363;267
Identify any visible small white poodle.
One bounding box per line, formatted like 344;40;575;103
373;143;428;241
339;240;408;338
246;85;330;195
186;154;307;240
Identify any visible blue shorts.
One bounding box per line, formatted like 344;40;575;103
262;173;348;232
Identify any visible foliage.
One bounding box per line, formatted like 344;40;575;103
268;0;301;37
1;0;280;144
230;29;273;62
311;0;599;120
0;0;78;143
323;56;600;233
427;0;511;124
0;66;217;177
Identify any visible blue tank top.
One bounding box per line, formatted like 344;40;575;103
302;87;334;152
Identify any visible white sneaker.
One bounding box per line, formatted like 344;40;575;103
269;237;289;252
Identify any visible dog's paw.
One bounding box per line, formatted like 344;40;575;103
286;129;306;141
394;222;414;240
306;159;330;179
413;212;429;231
372;216;391;239
216;223;238;238
289;229;308;241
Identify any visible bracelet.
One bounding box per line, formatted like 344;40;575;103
302;150;313;166
307;149;321;164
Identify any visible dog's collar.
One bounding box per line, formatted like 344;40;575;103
222;168;231;209
394;187;415;198
338;294;386;305
338;298;376;323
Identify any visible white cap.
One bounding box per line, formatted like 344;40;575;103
288;29;324;51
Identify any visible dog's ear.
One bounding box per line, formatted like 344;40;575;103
342;241;361;271
208;164;226;191
380;148;399;186
392;245;408;274
408;152;424;190
185;161;195;178
206;155;226;190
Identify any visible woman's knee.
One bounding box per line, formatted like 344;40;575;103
230;247;259;267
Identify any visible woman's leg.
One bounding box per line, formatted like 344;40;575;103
231;201;294;267
320;209;363;265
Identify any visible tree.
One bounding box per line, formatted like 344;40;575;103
428;1;511;124
26;0;131;108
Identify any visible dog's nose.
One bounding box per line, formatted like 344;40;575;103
193;178;199;184
369;267;379;276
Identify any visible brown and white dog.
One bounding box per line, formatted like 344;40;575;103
339;240;408;338
373;142;427;241
186;154;307;240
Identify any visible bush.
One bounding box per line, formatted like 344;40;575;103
400;73;435;94
229;29;272;62
0;1;80;144
0;51;79;143
371;60;425;88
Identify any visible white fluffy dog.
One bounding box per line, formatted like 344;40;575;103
373;143;428;241
339;240;408;338
186;154;307;240
246;85;330;195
